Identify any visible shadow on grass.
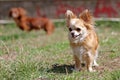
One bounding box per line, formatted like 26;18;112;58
47;64;74;74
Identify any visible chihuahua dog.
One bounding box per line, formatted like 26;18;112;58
65;9;99;72
9;7;54;35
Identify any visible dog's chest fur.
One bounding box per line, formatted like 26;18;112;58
71;43;87;62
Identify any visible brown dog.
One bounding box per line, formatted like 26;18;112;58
65;10;99;72
9;7;55;35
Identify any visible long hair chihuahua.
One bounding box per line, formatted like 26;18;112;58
65;9;99;72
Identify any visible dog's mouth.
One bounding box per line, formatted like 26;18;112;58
12;13;18;18
71;34;81;39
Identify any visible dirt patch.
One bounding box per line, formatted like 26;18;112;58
95;57;120;72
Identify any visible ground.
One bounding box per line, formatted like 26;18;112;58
0;21;120;80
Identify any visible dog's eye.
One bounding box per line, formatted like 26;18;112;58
69;28;72;32
76;28;81;32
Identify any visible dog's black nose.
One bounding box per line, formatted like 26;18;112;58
71;33;74;37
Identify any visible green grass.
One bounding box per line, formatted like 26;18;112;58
0;21;120;80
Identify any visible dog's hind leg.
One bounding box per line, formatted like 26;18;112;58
93;50;99;67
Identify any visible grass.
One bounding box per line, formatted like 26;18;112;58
0;21;120;80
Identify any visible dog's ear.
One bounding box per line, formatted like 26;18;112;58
65;10;76;19
65;10;76;27
18;7;27;16
79;9;93;24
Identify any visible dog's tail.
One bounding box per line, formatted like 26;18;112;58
36;7;47;18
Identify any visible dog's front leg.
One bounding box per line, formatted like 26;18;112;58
73;55;81;71
84;52;95;72
21;23;31;31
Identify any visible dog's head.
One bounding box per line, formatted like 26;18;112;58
9;7;27;18
65;9;94;42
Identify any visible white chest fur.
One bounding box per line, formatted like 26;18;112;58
72;46;86;62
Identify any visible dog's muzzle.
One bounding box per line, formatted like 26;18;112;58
71;32;81;38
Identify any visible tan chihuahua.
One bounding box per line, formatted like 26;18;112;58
65;9;99;72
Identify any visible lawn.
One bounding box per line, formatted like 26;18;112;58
0;21;120;80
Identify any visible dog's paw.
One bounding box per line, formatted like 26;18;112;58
88;67;96;72
93;61;99;67
89;69;96;72
71;67;82;72
93;64;99;67
93;63;99;67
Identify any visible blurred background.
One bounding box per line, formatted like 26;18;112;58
0;0;120;19
0;0;120;80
